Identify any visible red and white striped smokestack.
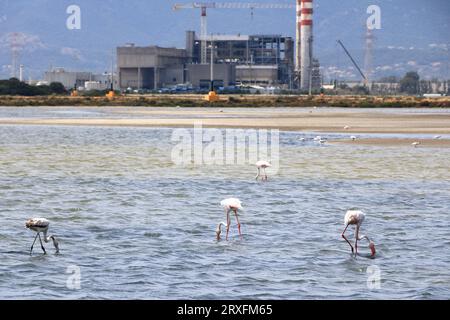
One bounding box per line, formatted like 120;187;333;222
300;0;313;90
295;0;302;73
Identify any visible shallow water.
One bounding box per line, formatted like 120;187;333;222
0;108;449;299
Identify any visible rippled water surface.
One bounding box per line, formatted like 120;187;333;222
0;107;449;299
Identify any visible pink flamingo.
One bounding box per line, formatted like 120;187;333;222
26;218;60;255
341;210;376;257
255;161;271;181
216;198;243;240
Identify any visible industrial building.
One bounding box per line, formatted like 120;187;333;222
117;0;320;92
117;44;187;90
41;1;321;93
117;31;296;90
44;68;115;90
185;31;294;86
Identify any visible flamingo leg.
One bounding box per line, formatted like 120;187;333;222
355;226;360;255
234;209;242;238
38;233;46;254
226;210;231;241
30;233;39;255
341;224;354;254
264;167;268;181
256;168;260;180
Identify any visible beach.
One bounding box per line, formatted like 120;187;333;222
0;106;449;146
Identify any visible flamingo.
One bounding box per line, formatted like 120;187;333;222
25;218;59;255
434;135;441;140
350;136;357;141
344;126;350;130
341;210;376;257
412;141;420;148
255;160;271;181
216;198;243;240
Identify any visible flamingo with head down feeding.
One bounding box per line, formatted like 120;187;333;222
341;210;376;257
26;218;59;255
216;198;243;240
255;160;271;181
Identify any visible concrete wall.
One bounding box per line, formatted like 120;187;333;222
160;66;185;87
44;71;87;89
117;46;186;67
236;65;278;85
117;45;187;89
186;64;236;88
44;69;116;90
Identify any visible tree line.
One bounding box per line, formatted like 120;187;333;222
0;78;67;96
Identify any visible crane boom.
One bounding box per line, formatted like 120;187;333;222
337;40;367;82
174;2;295;10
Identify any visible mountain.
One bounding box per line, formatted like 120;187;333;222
0;0;449;81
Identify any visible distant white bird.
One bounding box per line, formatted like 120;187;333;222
255;160;271;181
341;210;376;257
314;136;322;142
217;198;243;240
344;126;350;130
350;136;357;141
434;135;441;140
299;137;306;142
412;141;420;148
25;218;59;255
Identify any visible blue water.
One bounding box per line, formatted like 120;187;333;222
0;108;449;299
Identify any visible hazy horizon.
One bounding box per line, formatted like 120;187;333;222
0;0;449;81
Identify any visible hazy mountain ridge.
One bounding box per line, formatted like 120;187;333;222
0;0;448;80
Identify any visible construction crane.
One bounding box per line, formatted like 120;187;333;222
337;40;367;85
173;2;295;64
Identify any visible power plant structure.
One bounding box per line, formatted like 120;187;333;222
173;2;295;65
117;32;294;90
298;0;314;91
116;1;320;92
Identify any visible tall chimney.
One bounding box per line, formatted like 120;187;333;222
19;64;24;82
300;0;313;90
295;0;302;73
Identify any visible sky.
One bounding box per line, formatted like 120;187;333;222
0;0;449;81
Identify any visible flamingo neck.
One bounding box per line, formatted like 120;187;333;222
41;230;51;243
217;222;227;230
42;230;59;252
357;234;371;242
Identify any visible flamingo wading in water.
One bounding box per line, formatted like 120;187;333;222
216;198;243;240
26;218;59;255
341;210;376;257
255;161;271;181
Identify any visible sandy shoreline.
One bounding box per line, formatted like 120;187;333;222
1;108;449;133
329;138;450;148
1;107;450;147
